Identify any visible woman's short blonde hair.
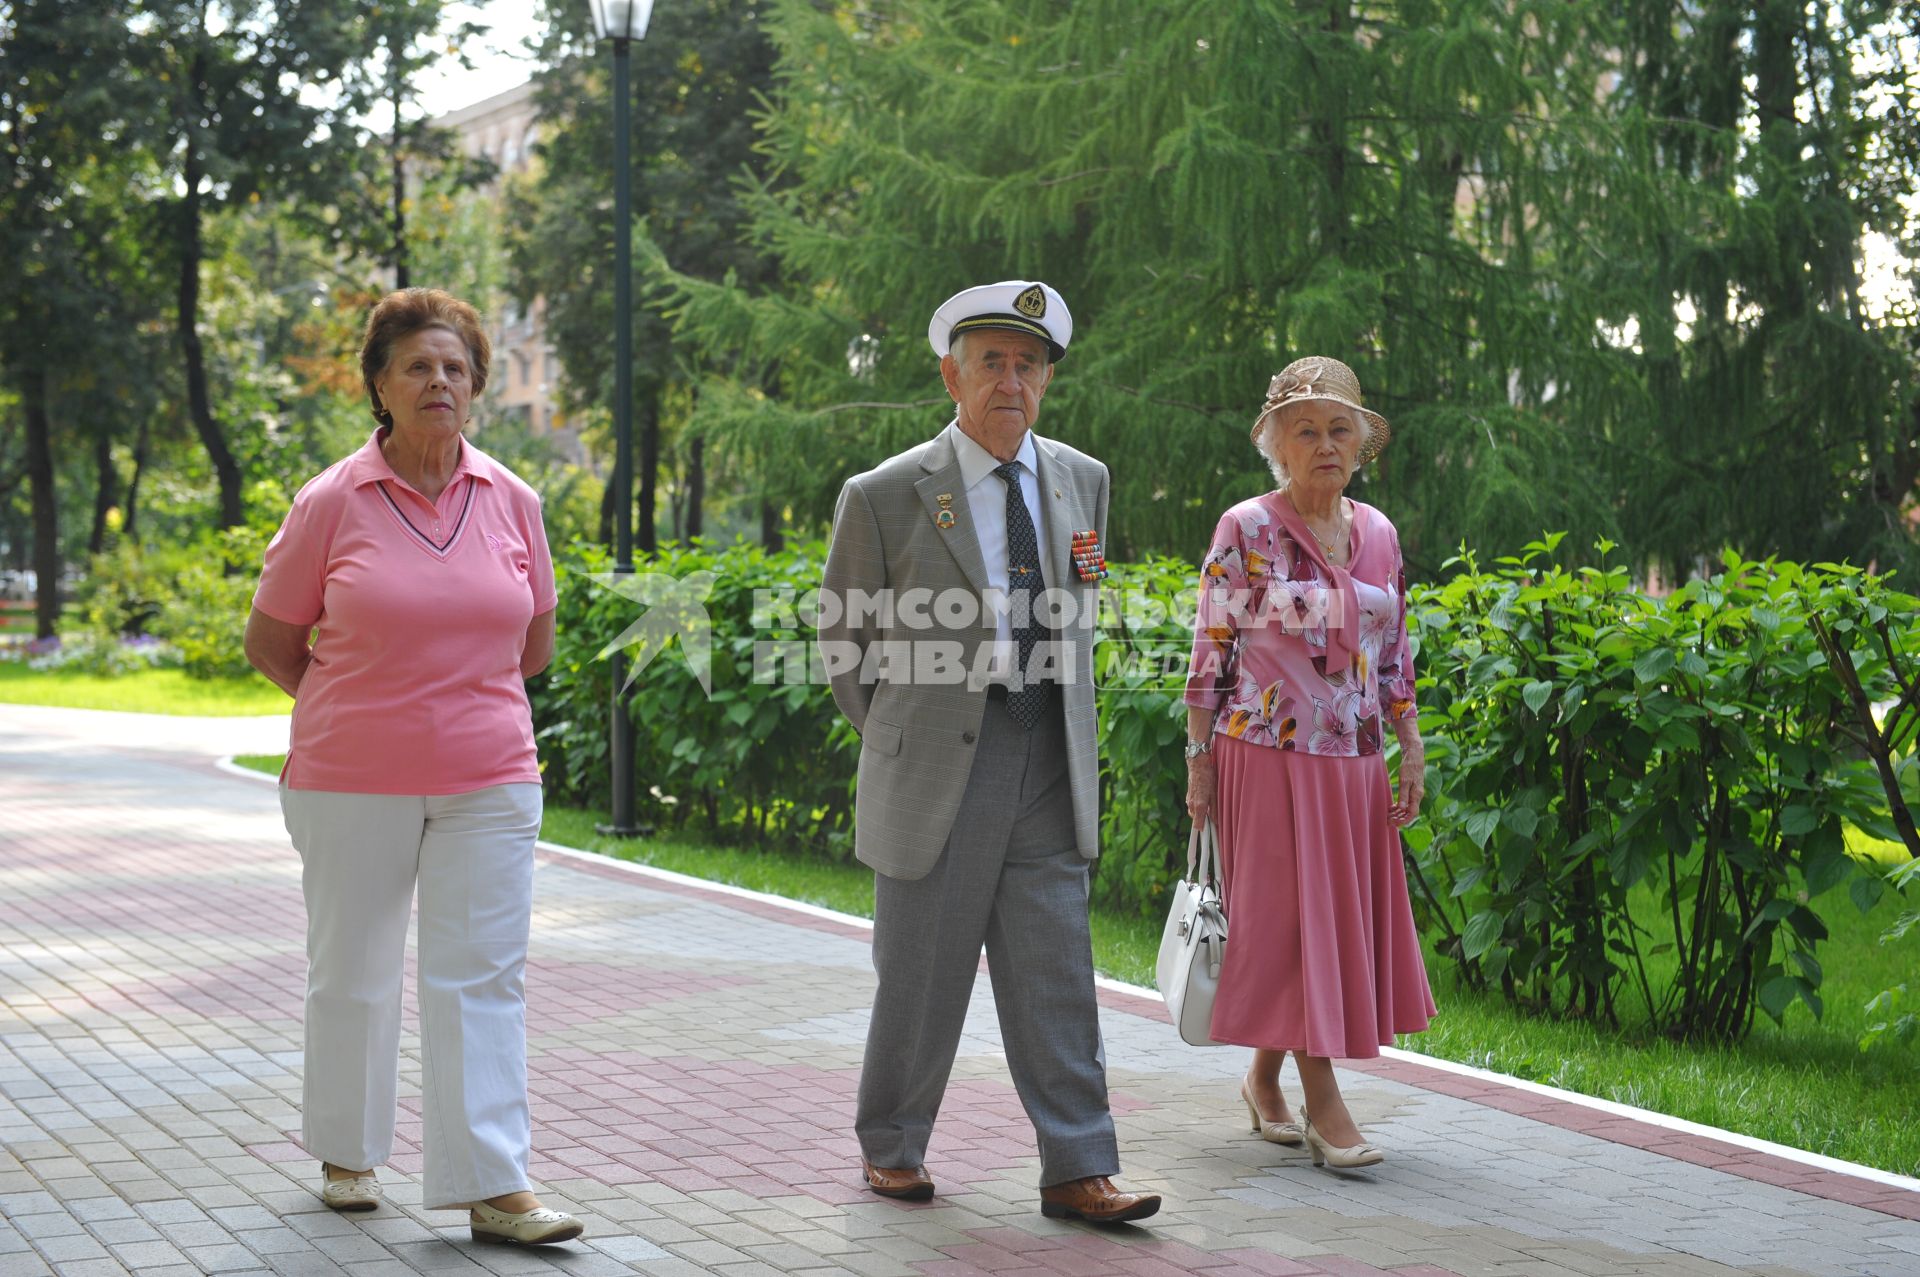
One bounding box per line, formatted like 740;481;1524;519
359;288;491;424
1252;401;1376;489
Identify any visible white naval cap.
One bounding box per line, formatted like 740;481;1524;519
927;279;1073;363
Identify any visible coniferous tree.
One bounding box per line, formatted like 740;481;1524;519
661;0;1920;577
1611;0;1920;577
662;0;1645;567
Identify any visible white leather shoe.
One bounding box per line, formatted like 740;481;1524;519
469;1202;584;1246
319;1164;381;1212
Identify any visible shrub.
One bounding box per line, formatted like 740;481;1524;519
1085;555;1204;917
157;528;269;679
531;539;856;852
71;528;269;680
1407;536;1917;1042
75;541;199;640
533;531;1918;1044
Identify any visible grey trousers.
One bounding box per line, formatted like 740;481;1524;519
855;689;1120;1187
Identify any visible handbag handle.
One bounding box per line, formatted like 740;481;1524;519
1185;819;1221;888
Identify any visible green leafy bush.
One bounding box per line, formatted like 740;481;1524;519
74;529;268;680
533;531;1918;1044
158;528;269;679
531;539;856;852
75;541;199;641
1408;536;1917;1042
1086;555;1205;917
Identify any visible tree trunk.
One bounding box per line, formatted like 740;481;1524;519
176;108;246;530
597;462;616;545
686;433;705;539
1315;2;1352;263
638;381;660;555
89;427;117;556
391;67;409;290
760;498;783;552
22;367;59;639
1750;0;1804;317
123;413;152;541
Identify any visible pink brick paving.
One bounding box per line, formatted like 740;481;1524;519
1;704;1917;1277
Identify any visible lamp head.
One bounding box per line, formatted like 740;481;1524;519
589;0;655;40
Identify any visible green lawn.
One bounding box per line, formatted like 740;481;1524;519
224;767;1919;1178
1400;895;1920;1178
541;807;877;917
0;663;289;716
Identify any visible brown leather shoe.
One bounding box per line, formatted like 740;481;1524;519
1038;1175;1161;1225
861;1158;934;1201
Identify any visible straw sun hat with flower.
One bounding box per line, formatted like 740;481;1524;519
1251;356;1391;465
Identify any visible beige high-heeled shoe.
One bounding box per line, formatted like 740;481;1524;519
1301;1110;1384;1169
1239;1079;1305;1146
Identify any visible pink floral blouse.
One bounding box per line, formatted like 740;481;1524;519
1184;493;1417;755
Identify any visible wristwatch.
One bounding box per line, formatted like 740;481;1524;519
1184;737;1212;759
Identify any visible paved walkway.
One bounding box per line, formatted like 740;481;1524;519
1;704;1917;1277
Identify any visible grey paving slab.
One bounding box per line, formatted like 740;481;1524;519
1;702;1917;1277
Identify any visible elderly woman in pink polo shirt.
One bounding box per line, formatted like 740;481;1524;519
244;289;577;1246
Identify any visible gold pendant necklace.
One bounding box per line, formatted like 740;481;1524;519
1312;512;1347;557
1285;493;1347;559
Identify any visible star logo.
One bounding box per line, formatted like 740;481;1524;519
589;570;717;694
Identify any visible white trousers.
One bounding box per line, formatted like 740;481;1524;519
280;782;542;1210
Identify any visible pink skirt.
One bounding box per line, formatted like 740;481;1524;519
1209;735;1436;1058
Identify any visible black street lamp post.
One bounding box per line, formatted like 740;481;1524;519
589;0;655;836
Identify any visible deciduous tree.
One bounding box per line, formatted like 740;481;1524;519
133;0;444;528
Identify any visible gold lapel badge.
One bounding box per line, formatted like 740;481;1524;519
934;493;956;530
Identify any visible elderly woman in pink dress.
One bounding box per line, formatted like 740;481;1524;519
1182;356;1435;1170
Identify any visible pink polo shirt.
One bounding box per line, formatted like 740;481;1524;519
253;430;558;795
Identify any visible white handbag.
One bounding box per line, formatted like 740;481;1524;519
1156;820;1229;1046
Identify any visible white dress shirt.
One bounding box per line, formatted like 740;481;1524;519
946;422;1053;681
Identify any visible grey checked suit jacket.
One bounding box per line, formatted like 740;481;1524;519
820;426;1110;881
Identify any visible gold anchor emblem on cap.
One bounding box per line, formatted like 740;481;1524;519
934;492;956;530
1014;284;1047;319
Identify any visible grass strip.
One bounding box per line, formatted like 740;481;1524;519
0;664;289;716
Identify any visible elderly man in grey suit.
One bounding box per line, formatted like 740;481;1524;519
819;280;1160;1225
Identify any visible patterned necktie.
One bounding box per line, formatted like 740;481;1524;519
995;461;1048;729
